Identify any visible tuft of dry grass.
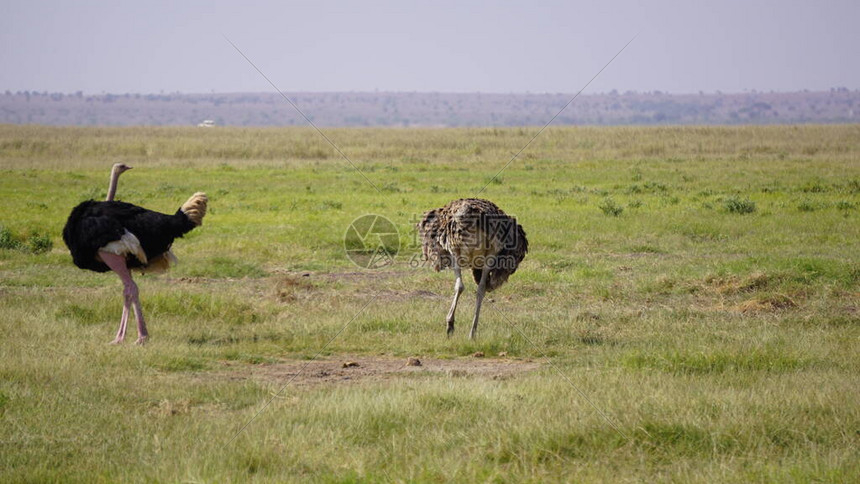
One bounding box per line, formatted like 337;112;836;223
736;293;799;313
272;275;315;303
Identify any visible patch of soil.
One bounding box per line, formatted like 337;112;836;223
271;269;414;282
213;355;539;387
369;289;443;301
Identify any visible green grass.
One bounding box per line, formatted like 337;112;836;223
1;124;859;482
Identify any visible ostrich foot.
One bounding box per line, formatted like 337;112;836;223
109;337;124;345
446;321;455;337
134;336;148;345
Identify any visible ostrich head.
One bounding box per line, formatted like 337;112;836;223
106;163;132;201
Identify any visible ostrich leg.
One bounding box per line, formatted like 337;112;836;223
99;252;149;345
446;261;465;336
111;296;131;344
469;261;493;340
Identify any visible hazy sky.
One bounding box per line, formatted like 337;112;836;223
1;0;857;94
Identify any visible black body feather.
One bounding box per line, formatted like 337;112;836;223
62;200;197;272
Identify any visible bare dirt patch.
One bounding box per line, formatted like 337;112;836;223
366;289;443;301
271;269;414;283
213;355;540;387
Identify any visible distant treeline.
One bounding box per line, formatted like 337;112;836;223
1;89;857;127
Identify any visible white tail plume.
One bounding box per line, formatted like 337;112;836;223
181;192;208;226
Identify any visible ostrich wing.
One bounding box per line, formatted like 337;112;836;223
64;201;132;272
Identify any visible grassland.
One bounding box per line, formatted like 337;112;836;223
1;124;859;482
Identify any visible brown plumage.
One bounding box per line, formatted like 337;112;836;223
417;198;528;339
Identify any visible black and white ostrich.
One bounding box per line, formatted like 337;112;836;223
417;198;528;339
62;164;208;344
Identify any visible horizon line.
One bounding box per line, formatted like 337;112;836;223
2;88;858;97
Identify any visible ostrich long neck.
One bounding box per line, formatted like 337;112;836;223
106;167;121;201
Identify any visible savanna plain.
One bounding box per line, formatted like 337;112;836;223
1;124;858;482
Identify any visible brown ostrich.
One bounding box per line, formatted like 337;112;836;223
62;164;208;344
417;198;528;339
